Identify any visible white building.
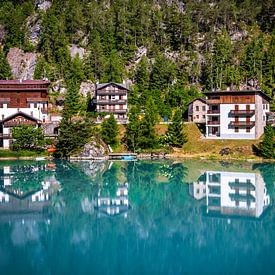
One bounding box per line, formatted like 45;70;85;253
0;80;50;149
204;90;271;139
95;82;128;124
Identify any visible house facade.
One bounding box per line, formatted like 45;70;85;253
0;80;50;149
95;82;128;123
204;90;270;139
187;98;207;123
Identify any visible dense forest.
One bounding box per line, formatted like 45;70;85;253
0;0;274;116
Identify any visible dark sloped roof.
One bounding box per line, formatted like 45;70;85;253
96;82;128;90
187;97;207;105
1;111;41;123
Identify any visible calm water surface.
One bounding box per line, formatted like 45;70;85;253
0;159;274;275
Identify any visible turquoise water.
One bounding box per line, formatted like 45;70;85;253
0;160;274;275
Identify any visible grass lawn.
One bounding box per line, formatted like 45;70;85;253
176;123;261;159
0;149;48;159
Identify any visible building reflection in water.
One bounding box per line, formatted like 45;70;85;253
0;164;60;219
95;182;130;218
189;171;270;218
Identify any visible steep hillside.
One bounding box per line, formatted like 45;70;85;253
0;0;274;115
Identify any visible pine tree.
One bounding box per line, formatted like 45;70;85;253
0;47;12;79
124;106;141;152
101;49;124;83
259;125;275;159
166;109;187;147
101;113;119;146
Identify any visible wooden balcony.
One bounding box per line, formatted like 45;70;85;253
207;110;220;114
95;99;126;105
207;120;220;125
229;121;255;127
0;133;12;138
230;110;255;116
97;90;127;96
97;109;127;114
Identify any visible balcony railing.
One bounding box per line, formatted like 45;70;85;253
207;110;220;114
230;110;255;115
207;120;220;125
0;133;12;138
95;99;126;105
229;121;255;127
97;90;127;96
97;109;127;114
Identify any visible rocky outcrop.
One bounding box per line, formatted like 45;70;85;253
7;48;37;80
79;81;95;98
36;0;52;11
26;14;41;45
68;44;86;60
0;25;6;44
71;138;110;160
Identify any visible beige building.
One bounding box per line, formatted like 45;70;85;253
188;98;207;123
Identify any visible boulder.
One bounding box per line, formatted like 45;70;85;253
71;138;110;160
68;44;86;60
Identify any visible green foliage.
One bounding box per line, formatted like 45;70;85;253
12;125;48;151
100;114;119;146
55;117;94;158
165;109;187;147
124;106;142;152
0;47;12;79
259;125;275;159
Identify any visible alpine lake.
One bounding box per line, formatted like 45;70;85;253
0;159;274;275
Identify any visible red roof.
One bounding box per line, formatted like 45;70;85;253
0;80;50;85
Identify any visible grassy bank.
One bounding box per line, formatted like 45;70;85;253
0;149;48;159
174;123;261;160
116;123;264;160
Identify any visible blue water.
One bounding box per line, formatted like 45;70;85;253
0;160;274;275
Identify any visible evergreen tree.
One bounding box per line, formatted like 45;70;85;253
101;49;124;83
124;106;141;152
84;34;106;82
101;114;119;146
259;125;275;159
166;109;187;147
0;47;12;79
12;125;48;151
55;117;94;158
138;97;158;149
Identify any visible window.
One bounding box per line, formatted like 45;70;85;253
246;105;250;111
203;115;205;119
263;104;265;110
235;127;239;133
263;116;265;121
196;106;199;111
202;106;206;111
34;103;37;108
246;127;250;133
196;115;199;119
234;105;239;110
0;103;3;108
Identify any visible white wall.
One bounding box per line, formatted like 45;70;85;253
219;104;256;139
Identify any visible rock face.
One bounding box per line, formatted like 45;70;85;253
71;138;110;160
36;0;52;11
7;48;37;80
68;44;86;60
79;81;95;98
0;25;6;44
26;14;41;45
